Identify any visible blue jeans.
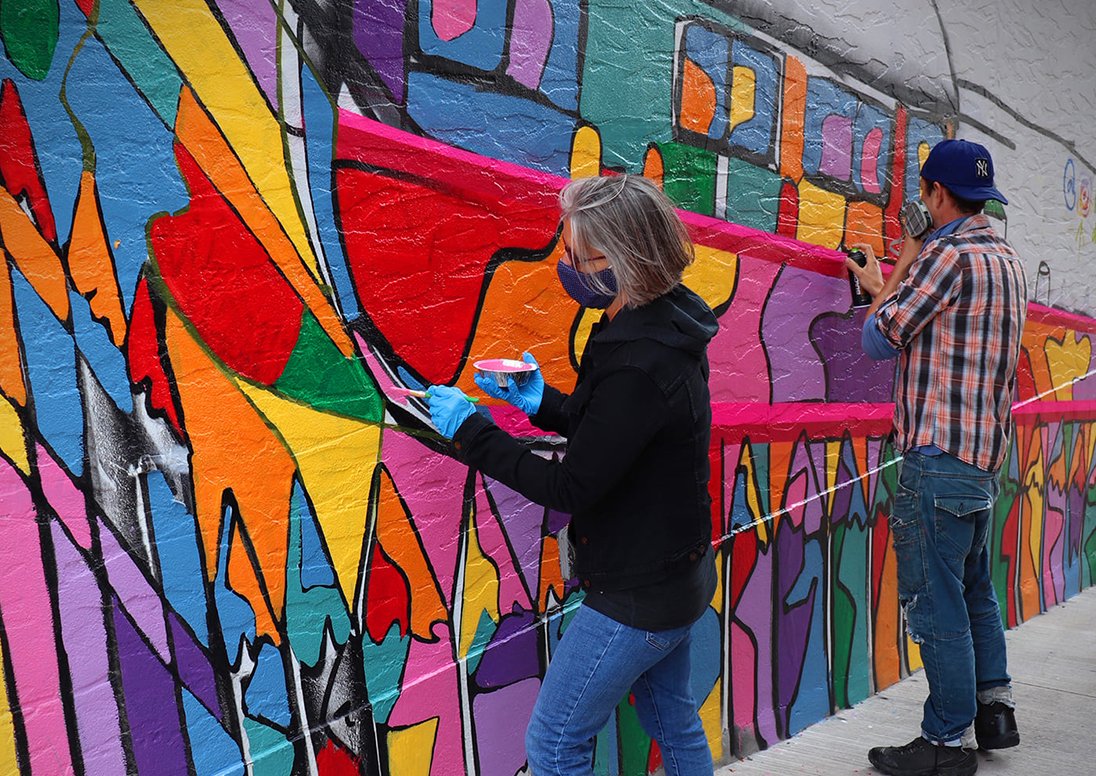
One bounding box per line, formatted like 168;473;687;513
526;605;713;775
891;450;1011;744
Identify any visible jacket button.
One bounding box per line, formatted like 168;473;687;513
582;579;591;589
453;440;462;450
579;536;588;545
688;551;698;562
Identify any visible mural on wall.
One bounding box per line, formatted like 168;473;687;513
1;1;1095;775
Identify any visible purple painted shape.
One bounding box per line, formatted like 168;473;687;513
353;0;409;100
762;267;846;402
169;612;223;723
99;519;171;659
810;310;895;403
51;521;129;776
546;507;569;535
473;609;540;689
215;0;279;105
506;0;553;89
483;476;545;596
775;520;811;734
113;597;191;776
473;678;540;776
733;538;779;745
819;114;853;181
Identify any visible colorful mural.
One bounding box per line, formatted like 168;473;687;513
1;1;1094;775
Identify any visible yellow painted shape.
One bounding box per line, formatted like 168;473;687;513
0;629;17;775
133;0;321;281
917;142;932;172
174;88;354;358
459;506;500;662
163;306;296;626
795;179;846;249
570;125;602;180
698;677;723;763
571;308;600;367
387;717;439;776
709;547;723;614
0;395;28;473
729;65;756;132
906;637;922;672
0;187;69;321
683;244;738;311
236;377;381;603
67;172;128;348
1044;333;1091;401
824;440;843;513
0;257;27;406
844;200;885;258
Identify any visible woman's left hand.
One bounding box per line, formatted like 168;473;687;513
426;385;478;439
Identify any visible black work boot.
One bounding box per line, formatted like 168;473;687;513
974;701;1019;749
868;736;977;776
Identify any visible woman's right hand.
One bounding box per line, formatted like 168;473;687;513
474;351;544;415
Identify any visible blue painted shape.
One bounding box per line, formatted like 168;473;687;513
0;0;86;246
69;290;132;412
215;504;258;664
148;471;210;645
181;690;245;776
683;24;728;140
417;0;507;71
802;79;857;178
852;101;892;196
242;718;294;776
688;607;721;709
301;65;358;318
905;116;946;199
729;38;780;157
539;0;581;111
729;463;755;530
11;268;84;475
297;493;335;590
787;538;830;735
244;642;292;728
361;622;411;724
406;71;577;176
64;33;188;310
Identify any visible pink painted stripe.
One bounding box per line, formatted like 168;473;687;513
1013;399;1096;420
0;459;76;775
711;402;895;442
1026;303;1096;334
36;443;93;550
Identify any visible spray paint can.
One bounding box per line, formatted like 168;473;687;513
847;249;872;308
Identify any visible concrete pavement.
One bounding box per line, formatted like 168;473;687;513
718;585;1096;775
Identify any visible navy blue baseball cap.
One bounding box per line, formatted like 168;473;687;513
920;139;1008;205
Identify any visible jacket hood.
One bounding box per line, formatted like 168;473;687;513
594;284;718;356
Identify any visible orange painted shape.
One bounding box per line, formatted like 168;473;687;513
67;172;128;348
642;145;665;188
780;56;807;182
374;467;448;641
679;59;717;136
0;258;27;405
227;515;280;643
163;305;295;622
844;200;885;257
873;531;901;689
173;87;353;358
0;187;69;322
538;534;566;611
768;439;794;524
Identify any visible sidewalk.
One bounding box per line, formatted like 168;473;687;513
718;585;1096;774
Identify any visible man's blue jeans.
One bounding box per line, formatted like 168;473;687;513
525;605;713;775
891;450;1011;744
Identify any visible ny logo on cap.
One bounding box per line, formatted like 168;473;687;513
975;159;990;178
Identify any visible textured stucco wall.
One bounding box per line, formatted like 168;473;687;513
0;1;1094;775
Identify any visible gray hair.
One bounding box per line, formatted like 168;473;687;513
558;175;695;307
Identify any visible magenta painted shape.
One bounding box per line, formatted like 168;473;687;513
819;114;853;181
51;520;128;776
708;260;781;402
474;478;531;614
214;0;279;105
506;0;553;89
37;442;92;549
99;519;171;660
861;128;884;194
432;0;477;42
0;460;75;775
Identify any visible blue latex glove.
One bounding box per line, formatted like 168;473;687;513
473;351;544;415
427;385;478;439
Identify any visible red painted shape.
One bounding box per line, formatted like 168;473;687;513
0;79;57;242
871;504;891;606
647;740;663;773
335;113;560;384
316;738;361;775
364;542;410;643
883;105;908;255
729;529;757;609
775;180;798;239
127;277;183;435
74;0;95;16
1014;349;1036;403
1000;495;1021;628
150;144;303;385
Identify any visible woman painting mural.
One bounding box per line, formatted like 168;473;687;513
427;175;718;776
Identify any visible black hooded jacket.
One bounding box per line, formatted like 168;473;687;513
452;284;719;627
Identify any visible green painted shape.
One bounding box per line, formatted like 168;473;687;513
580;0;743;168
1084;475;1096;589
726;157;783;232
832;521;870;708
465;609;495;676
274;310;383;422
617;694;652;776
96;0;182;124
242;718;295;776
362;622;411;725
0;0;59;80
658;141;718;216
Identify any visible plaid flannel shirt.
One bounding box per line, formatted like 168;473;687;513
875;214;1028;472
